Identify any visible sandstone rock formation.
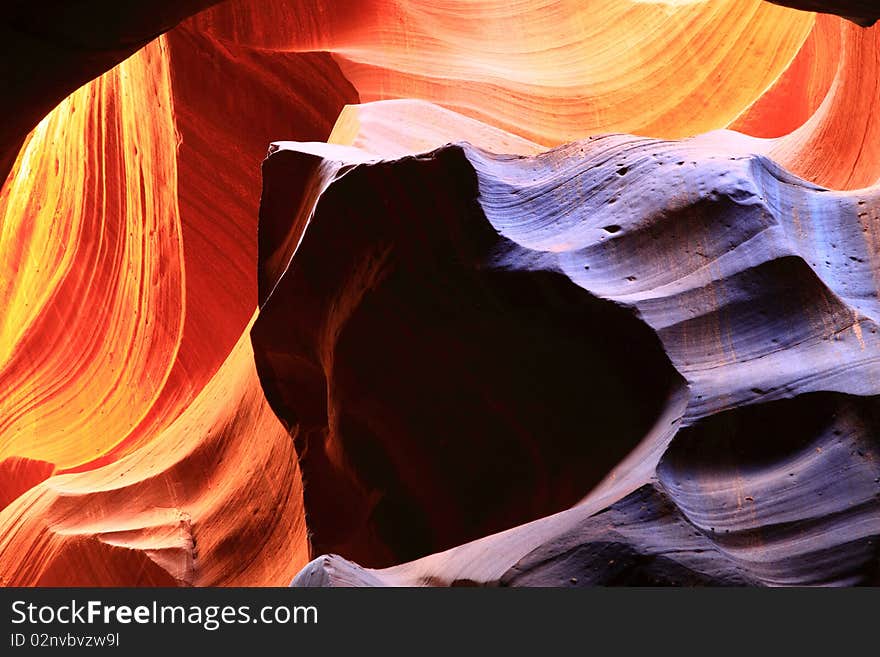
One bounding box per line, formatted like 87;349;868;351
297;387;880;586
1;0;879;587
254;141;686;567
281;121;880;585
193;0;815;144
0;1;224;184
0;6;355;586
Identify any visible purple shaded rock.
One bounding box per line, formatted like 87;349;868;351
254;143;685;568
265;132;880;585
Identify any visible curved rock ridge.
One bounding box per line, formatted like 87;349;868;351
255;145;687;566
0;320;309;587
196;2;880;192
0;25;356;472
0;38;186;470
296;390;880;586
0;1;224;184
766;19;880;189
2;2;880;588
0;16;357;585
730;14;841;140
193;0;815;144
265;111;880;583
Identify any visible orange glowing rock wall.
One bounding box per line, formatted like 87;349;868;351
193;0;816;143
1;39;185;470
0;5;356;586
0;0;878;586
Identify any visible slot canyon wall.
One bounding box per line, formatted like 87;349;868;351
0;0;878;586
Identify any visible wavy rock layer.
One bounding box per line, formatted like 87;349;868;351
0;1;223;184
298;390;880;586
255;144;686;567
0;14;357;585
194;0;815;144
3;0;880;587
0;321;307;586
0;38;185;469
271;108;880;584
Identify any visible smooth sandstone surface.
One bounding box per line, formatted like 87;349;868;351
1;0;879;586
277;128;880;585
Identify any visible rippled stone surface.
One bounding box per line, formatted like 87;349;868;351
276;123;880;585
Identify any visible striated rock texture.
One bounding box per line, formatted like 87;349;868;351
266;115;880;584
2;0;880;587
0;324;308;586
254;141;686;566
193;0;816;145
0;6;357;585
296;389;880;586
0;1;225;184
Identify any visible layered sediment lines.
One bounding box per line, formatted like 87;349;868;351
267;111;880;584
193;0;815;144
2;0;880;587
0;1;225;184
192;1;880;192
298;389;880;586
0;322;307;586
0;11;356;584
0;39;186;470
